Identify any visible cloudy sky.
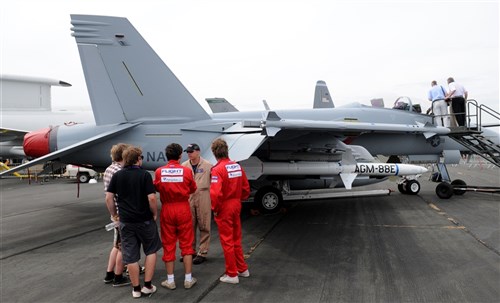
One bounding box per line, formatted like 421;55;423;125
1;0;498;116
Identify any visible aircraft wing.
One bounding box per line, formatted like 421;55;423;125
0;123;140;176
0;128;28;142
203;132;267;164
261;111;450;137
198;122;266;164
0;128;29;157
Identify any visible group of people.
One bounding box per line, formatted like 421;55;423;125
427;77;468;127
103;138;250;298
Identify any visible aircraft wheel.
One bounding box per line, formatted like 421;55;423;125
254;186;283;214
406;180;421;195
435;182;453;199
451;179;467;195
398;183;407;194
77;172;90;183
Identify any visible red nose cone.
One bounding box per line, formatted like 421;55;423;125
24;127;51;157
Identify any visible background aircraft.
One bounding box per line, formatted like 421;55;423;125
206;97;239;113
313;80;334;109
1;15;497;211
0;74;94;159
207;80;334;113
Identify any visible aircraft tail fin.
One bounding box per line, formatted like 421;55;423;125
262;100;270;110
313;80;334;109
206;98;239;113
70;15;210;125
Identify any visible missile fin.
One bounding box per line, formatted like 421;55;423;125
340;173;357;190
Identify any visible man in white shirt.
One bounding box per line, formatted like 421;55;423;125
445;77;468;127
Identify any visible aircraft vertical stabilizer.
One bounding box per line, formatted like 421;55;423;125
313;80;334;108
70;15;210;125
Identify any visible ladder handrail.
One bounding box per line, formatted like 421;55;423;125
466;99;479;129
466;99;500;131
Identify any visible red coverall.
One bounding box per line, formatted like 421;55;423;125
154;160;197;262
210;158;250;277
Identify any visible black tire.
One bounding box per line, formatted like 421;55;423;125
451;179;467;195
436;182;453;199
398;183;407;194
431;172;442;182
406;180;421;195
77;172;90;183
254;186;283;214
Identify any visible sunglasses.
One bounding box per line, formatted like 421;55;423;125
140;155;144;159
186;151;194;154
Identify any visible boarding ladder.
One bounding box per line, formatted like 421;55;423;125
446;100;500;167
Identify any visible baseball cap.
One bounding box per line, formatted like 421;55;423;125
184;143;200;152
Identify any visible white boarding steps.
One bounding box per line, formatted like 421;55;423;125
431;101;499;199
447;100;500;168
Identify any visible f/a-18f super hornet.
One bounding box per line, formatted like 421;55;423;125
4;15;494;211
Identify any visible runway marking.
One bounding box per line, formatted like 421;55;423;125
428;203;441;211
447;217;459;225
442;226;466;230
354;224;464;229
424;198;500;257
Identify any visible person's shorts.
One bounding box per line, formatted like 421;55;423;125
113;226;121;249
120;220;162;264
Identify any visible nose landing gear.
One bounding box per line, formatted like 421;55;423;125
397;179;421;195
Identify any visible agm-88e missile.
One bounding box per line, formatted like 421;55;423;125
241;156;427;181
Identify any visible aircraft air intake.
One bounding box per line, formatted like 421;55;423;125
23;127;51;158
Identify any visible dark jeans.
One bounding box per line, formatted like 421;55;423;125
451;97;466;126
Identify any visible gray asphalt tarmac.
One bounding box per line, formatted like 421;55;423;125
1;163;499;303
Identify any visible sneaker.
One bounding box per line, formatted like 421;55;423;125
113;276;132;287
103;272;115;284
184;277;197;289
141;285;157;296
238;269;250;278
132;289;141;299
219;274;239;284
161;280;176;290
193;255;206;265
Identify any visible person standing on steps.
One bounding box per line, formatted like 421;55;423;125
427;80;449;127
445;77;468;127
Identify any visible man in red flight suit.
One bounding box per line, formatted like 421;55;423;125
210;138;251;284
154;143;198;290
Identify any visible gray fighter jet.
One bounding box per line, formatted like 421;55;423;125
2;15;493;211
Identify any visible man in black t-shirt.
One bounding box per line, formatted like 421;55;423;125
106;146;162;298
